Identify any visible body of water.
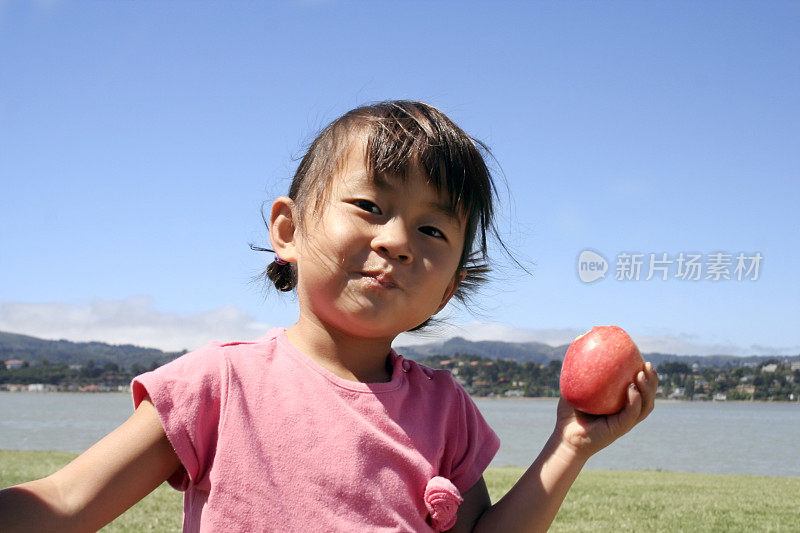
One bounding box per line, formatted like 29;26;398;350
1;393;798;478
477;398;800;478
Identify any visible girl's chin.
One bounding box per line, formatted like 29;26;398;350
326;312;422;339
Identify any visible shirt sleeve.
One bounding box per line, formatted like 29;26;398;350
131;341;229;491
443;376;501;494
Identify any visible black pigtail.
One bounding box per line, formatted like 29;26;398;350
249;244;297;292
268;261;296;292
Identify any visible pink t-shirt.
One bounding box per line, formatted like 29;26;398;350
132;328;500;532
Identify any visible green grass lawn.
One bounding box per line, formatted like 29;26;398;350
3;450;799;531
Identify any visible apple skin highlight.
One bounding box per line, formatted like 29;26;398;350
559;326;644;415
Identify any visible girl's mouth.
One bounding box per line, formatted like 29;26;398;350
360;272;398;289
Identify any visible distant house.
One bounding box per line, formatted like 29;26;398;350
27;383;45;392
669;387;686;399
4;360;24;370
713;393;727;401
790;362;800;372
762;364;778;373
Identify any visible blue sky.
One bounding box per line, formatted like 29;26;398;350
1;1;798;355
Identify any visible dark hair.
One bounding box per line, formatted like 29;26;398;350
258;100;504;330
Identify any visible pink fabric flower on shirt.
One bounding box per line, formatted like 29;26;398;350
424;476;463;531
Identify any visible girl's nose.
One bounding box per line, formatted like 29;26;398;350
372;218;413;263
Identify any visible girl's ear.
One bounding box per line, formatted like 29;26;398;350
269;196;298;263
435;269;467;314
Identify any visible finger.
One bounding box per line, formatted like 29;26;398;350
644;361;658;389
636;363;657;422
646;361;657;380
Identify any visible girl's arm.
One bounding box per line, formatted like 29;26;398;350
451;363;658;533
0;397;181;532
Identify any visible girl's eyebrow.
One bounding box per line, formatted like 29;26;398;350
425;201;464;228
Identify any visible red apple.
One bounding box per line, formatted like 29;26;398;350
559;326;644;415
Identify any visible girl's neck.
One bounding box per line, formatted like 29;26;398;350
285;317;396;383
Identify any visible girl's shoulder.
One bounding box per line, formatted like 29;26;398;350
150;328;284;378
197;327;285;354
211;326;285;350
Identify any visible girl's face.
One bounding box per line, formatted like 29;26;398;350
292;140;467;340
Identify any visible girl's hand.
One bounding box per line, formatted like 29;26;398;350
467;363;657;533
551;362;658;462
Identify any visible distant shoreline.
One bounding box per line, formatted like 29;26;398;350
2;390;798;405
475;396;800;405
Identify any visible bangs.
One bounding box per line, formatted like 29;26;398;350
356;102;495;270
363;103;492;224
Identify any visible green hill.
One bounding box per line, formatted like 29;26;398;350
0;331;181;369
1;330;797;371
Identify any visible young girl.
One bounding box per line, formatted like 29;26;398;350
0;101;657;532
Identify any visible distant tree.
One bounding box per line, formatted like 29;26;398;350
685;378;695;399
658;362;691;375
81;359;102;379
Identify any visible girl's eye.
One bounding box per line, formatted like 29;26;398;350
420;226;446;240
353;199;382;215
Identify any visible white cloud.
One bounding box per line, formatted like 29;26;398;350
2;300;796;357
398;321;800;357
396;322;584;347
0;297;272;352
